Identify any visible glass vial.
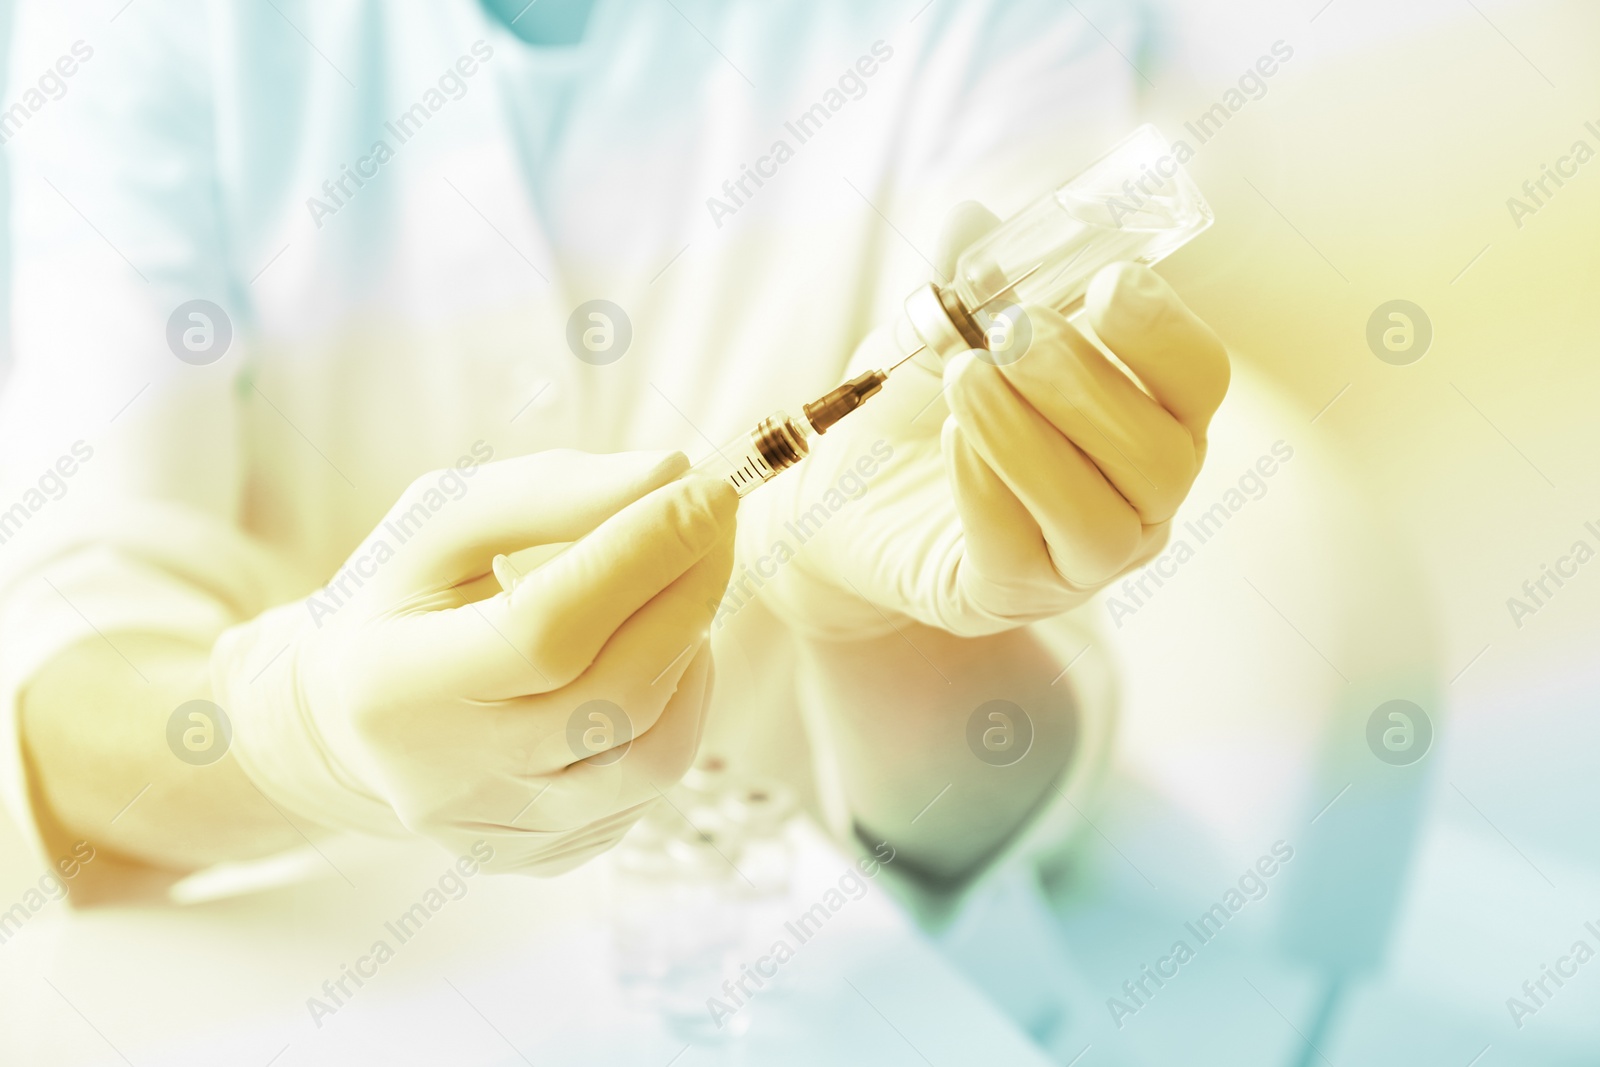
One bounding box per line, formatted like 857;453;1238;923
898;124;1214;362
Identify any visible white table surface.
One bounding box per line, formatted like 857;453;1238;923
0;818;1053;1067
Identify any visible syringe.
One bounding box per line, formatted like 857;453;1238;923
488;356;922;594
494;124;1211;589
684;348;925;498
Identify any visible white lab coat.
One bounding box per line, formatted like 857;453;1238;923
0;0;1139;891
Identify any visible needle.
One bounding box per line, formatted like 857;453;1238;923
879;260;1052;379
886;344;927;374
972;260;1044;310
881;250;1083;377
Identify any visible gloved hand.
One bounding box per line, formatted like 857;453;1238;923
744;203;1230;638
211;450;736;873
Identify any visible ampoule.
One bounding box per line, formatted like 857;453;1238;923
896;123;1213;363
492;130;1203;598
496;123;1212;592
693;124;1213;501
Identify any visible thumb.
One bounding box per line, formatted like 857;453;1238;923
935;200;1002;283
358;449;689;603
387;474;737;700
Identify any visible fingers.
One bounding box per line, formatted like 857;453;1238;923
392;475;736;699
943;421;1101;623
502;475;736;694
507;642;715;835
568;641;715;813
998;308;1198;523
368;448;690;599
944;266;1228;533
356;532;729;850
525;529;734;764
935;201;1002;281
1085;263;1230;442
942;420;1049;592
944;350;1142;586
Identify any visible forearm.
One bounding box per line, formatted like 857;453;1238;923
20;634;308;872
797;619;1077;883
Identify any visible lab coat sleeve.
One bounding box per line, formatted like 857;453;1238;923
0;0;300;877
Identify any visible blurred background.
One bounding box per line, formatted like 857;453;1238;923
0;0;1596;1064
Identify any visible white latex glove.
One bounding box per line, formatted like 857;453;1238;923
745;202;1230;638
212;450;736;873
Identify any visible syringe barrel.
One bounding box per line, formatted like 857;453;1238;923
688;412;813;498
